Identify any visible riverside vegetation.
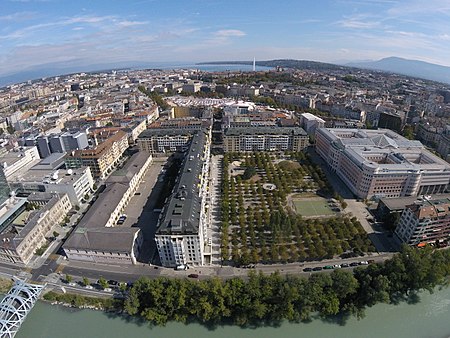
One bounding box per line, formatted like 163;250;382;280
42;246;448;327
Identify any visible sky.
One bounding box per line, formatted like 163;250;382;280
1;0;450;78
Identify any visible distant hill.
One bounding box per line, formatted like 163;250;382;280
346;57;450;84
198;59;347;71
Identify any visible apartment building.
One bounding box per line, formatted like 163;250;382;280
0;193;71;265
223;127;308;152
299;113;325;136
137;129;195;154
65;130;128;178
63;151;152;264
395;197;450;246
155;129;211;267
315;128;450;199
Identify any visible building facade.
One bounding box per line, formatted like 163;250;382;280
155;129;211;267
223;127;308;152
395;197;450;246
315;128;450;199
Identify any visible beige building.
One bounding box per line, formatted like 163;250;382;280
0;193;72;265
316;128;450;199
395;197;450;246
137;129;195;154
223;127;308;152
65;130;129;178
63;151;152;264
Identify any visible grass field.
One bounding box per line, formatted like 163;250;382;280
293;198;335;217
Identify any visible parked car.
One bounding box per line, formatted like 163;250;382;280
323;265;334;270
359;261;369;265
108;280;118;286
341;263;350;268
333;264;341;269
303;267;312;272
134;192;141;195
188;274;199;278
350;262;360;267
368;259;375;264
85;285;94;290
312;267;323;271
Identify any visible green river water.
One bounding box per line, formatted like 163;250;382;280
15;286;450;338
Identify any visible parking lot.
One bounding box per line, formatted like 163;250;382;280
118;156;168;263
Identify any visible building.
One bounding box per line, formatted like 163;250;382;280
65;130;129;178
10;167;94;206
395;196;450;246
63;152;152;264
223;127;308;152
377;111;405;133
137;129;195;154
299;112;325;137
155;129;211;267
61;131;89;151
0;193;71;265
316;128;450;199
0;147;40;179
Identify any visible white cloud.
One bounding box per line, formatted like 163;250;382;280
117;20;149;27
214;29;246;37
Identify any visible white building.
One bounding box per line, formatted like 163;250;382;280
0;147;40;179
300;112;325;136
10;167;94;206
316;128;450;199
155;129;211;267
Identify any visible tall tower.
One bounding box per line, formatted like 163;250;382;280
253;57;256;71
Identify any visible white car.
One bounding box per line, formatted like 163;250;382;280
333;264;341;269
85;285;94;290
360;261;369;265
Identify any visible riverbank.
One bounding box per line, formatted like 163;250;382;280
39;246;449;328
42;291;122;312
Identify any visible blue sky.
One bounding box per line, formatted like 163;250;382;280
1;0;450;77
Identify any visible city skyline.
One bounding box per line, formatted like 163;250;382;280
1;0;450;79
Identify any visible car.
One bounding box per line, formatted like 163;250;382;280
368;259;375;264
360;261;369;265
350;262;360;267
134;192;141;195
333;264;341;269
108;280;118;286
324;265;334;270
341;263;349;268
312;267;323;271
175;264;188;271
68;282;76;287
188;274;199;278
85;285;94;290
303;267;313;272
104;288;113;292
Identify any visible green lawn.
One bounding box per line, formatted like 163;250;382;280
293;198;335;217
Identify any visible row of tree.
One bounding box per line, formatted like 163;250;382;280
123;246;450;326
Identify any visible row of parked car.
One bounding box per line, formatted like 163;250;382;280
303;260;374;272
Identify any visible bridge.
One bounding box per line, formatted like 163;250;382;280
0;279;45;338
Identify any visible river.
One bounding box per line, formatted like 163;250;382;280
16;286;450;338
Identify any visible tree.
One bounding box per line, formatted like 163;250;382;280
82;277;90;287
242;166;257;180
53;231;59;238
65;274;72;283
98;277;108;290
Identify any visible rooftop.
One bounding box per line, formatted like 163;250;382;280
224;126;307;136
157;130;207;235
